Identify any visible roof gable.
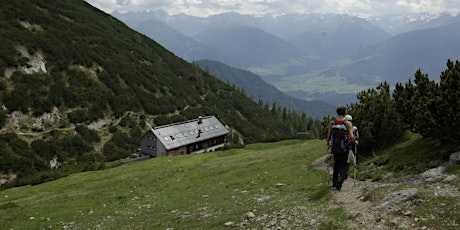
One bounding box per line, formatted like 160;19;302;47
150;116;229;150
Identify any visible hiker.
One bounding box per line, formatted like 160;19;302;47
344;114;359;179
326;106;358;190
345;114;359;154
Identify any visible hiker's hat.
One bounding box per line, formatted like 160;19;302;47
344;114;353;121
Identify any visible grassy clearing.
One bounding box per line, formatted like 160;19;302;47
0;139;334;229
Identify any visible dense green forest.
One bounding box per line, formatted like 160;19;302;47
0;0;324;188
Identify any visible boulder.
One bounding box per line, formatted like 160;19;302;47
449;151;460;165
376;188;418;210
422;166;445;182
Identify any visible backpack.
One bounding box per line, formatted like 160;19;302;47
352;126;359;140
331;119;349;154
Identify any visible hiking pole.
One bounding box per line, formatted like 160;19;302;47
325;146;331;183
325;148;329;175
353;145;357;187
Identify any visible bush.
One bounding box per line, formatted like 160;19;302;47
0;110;7;128
102;141;128;161
76;125;100;143
67;109;90;123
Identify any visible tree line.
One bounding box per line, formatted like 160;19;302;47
335;59;460;152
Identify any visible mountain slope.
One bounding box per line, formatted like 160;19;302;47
192;24;304;68
0;0;291;138
132;18;229;63
195;60;334;118
0;0;305;187
289;14;392;60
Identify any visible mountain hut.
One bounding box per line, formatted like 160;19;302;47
139;116;229;157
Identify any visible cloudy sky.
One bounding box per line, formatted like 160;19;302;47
85;0;460;17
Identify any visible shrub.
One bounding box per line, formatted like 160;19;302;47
76;125;100;143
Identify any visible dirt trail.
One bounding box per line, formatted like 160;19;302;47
312;154;390;229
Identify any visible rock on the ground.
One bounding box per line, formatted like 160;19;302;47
422;166;445;182
246;211;255;219
449;151;460;165
376;188;417;210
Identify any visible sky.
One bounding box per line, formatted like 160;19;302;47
85;0;460;17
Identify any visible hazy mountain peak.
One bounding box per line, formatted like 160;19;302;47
368;12;460;35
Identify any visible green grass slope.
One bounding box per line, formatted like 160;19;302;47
359;131;456;180
0;139;337;229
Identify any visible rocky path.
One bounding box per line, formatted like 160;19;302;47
313;152;460;230
313;154;397;229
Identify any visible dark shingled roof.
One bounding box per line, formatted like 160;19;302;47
151;116;229;150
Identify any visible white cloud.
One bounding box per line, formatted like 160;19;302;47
85;0;460;17
396;0;460;14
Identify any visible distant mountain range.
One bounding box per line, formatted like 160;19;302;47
113;11;460;105
367;13;460;35
194;60;334;118
330;21;460;86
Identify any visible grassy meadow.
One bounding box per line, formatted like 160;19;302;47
2;134;459;229
0;139;339;229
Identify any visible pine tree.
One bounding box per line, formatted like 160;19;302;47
349;82;406;150
393;79;416;129
436;60;460;143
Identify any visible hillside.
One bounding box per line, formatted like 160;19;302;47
194;60;334;118
0;0;312;187
1;135;458;229
192;24;304;68
288;14;391;60
133;18;227;63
